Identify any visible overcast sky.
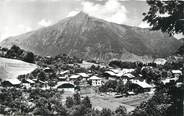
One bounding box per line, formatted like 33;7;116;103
0;0;182;41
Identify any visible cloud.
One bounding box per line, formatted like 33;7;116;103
67;0;128;24
138;21;151;28
81;0;128;24
67;10;80;17
38;19;52;27
0;24;32;42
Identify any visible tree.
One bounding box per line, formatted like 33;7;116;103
116;81;126;94
66;97;74;108
73;92;81;105
70;104;90;116
23;52;35;63
131;109;149;116
38;71;47;81
115;105;127;116
81;96;92;108
143;0;184;36
100;108;112;116
6;45;23;58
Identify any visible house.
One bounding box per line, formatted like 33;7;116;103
77;73;89;80
22;83;31;89
154;58;167;65
89;76;102;86
130;80;153;92
58;75;68;81
103;71;118;80
22;78;35;84
77;73;89;78
128;91;135;95
69;75;81;81
43;67;53;73
104;71;117;76
162;77;179;84
22;78;35;88
1;78;21;87
123;73;135;79
176;82;183;88
78;61;98;69
58;70;70;76
171;70;182;78
104;69;135;80
122;69;135;74
109;68;121;73
54;81;75;93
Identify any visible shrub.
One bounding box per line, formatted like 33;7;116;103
81;96;92;108
73;92;81;105
115;105;127;116
66;97;74;108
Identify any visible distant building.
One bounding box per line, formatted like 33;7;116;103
21;78;35;88
77;73;90;81
171;70;182;78
22;78;35;84
154;58;167;65
123;73;135;79
43;67;53;73
89;76;102;86
69;75;81;81
78;61;98;69
57;70;70;81
58;76;67;81
1;78;21;87
58;70;70;76
130;80;153;92
103;69;135;80
103;71;119;80
162;77;179;84
54;81;75;93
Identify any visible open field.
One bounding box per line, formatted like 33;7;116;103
0;57;37;80
89;93;152;112
61;87;153;112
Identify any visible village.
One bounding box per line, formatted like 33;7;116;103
0;45;183;115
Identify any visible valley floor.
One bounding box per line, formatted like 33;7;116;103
61;89;152;112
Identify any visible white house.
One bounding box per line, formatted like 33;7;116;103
89;76;102;86
78;61;98;69
171;70;182;78
154;58;167;65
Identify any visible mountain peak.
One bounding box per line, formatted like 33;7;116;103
73;11;89;19
77;11;88;16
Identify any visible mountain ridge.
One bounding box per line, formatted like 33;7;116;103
0;12;182;62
